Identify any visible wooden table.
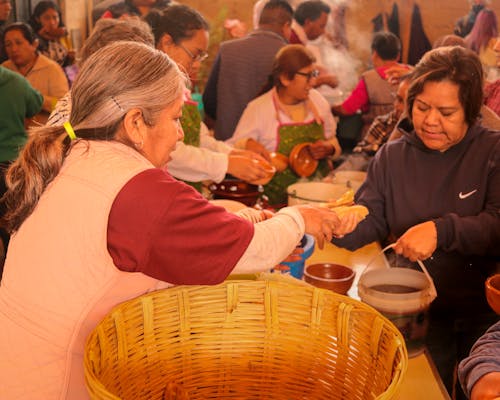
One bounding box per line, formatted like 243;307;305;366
307;241;451;400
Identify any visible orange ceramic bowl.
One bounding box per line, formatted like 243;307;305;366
289;142;318;178
269;152;289;173
304;263;355;295
249;159;276;185
485;274;500;314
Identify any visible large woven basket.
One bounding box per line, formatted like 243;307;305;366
84;279;407;399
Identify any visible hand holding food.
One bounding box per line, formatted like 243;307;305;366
294;205;342;249
309;140;335;159
245;138;272;162
394;221;437;261
227;151;274;184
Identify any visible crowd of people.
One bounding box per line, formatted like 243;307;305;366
0;0;499;399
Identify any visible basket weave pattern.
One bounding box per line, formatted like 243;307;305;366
84;280;407;399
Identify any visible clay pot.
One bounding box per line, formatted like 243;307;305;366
304;263;355;295
269;152;289;173
249;159;276;185
209;179;261;207
289;142;318;178
485;274;500;314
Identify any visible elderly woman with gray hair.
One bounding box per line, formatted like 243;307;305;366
0;40;359;398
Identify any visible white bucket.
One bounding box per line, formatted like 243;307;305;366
332;170;367;192
358;246;437;358
287;182;349;206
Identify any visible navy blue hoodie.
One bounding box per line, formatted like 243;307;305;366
334;118;500;313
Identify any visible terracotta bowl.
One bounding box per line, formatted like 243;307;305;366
485;274;500;314
209;179;261;207
289;142;318;178
269;152;289;173
249;159;276;185
304;263;355;295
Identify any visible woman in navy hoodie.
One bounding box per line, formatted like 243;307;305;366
333;46;500;399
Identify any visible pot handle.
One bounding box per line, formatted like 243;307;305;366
364;243;437;301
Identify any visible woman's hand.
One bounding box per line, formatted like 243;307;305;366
470;371;500;400
245;138;272;162
294;205;342;249
38;26;66;40
386;65;414;85
393;221;437;261
227;151;270;182
332;211;361;238
309;140;335;159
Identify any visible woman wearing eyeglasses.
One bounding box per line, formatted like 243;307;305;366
229;44;342;206
145;5;271;191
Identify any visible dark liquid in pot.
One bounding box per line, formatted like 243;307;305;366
370;284;420;294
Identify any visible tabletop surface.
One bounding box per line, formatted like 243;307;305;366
307;241;451;400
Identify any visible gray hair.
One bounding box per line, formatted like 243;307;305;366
71;40;184;134
79;18;154;65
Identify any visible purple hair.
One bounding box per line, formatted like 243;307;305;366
465;9;498;53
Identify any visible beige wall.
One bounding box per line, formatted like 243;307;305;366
62;0;500;65
182;0;500;64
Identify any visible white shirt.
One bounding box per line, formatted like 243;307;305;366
229;88;338;153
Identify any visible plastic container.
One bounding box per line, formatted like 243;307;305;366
357;245;437;358
274;234;315;279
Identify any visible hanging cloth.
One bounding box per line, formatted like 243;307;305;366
371;2;400;41
407;3;431;66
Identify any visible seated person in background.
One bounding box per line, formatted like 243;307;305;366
388;33;500;130
0;0;13;63
484;37;500;116
290;0;339;89
0;40;360;397
465;8;498;82
202;0;294;142
336;74;411;172
331;32;408;143
332;46;500;399
229;44;341;206
2;22;68;121
49;17;270;188
100;0;170;19
28;1;73;67
458;320;500;400
454;0;488;37
0;66;42;279
145;5;272;190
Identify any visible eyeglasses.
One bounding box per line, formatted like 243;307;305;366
179;43;208;63
295;69;320;81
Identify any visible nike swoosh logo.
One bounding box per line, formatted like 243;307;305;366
459;189;478;199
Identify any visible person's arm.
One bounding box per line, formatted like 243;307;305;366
107;169;352;284
199;122;232;154
22;77;43;118
308;90;341;160
331;78;369;117
226;96;274;161
42;63;69;112
458;321;500;400
332;148;390;250
433;143;500;256
167;141;228;183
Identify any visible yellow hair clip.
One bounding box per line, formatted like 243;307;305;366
63;121;77;140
